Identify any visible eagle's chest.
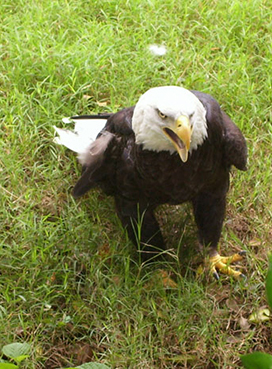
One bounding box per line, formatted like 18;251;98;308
117;147;223;205
137;153;204;204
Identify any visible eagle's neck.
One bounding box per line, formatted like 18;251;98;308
190;110;208;151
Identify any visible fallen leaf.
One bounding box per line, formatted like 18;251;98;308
97;244;111;260
226;335;242;344
226;298;240;312
76;343;93;364
159;270;178;288
249;239;262;247
144;270;178;290
112;275;121;286
239;316;251;331
249;308;270;323
83;95;92;100
96;101;108;107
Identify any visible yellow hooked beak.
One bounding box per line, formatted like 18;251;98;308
162;115;192;162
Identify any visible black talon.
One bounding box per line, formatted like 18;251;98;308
213;271;220;280
239;250;247;256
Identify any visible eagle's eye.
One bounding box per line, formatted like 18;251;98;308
158;111;167;119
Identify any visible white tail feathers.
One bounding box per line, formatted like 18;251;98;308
53;117;107;164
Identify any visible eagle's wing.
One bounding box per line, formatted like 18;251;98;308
220;111;247;171
103;106;135;136
191;90;247;171
72;131;115;197
71;107;135;197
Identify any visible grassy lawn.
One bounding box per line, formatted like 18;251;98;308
1;0;272;367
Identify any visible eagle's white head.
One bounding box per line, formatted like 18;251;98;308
132;86;208;162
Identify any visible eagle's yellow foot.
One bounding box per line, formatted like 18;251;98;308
209;251;246;280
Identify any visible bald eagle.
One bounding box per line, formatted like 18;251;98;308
54;86;247;279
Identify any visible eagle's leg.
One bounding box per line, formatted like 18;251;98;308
115;197;166;261
192;192;245;279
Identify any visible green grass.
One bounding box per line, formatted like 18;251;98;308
1;0;272;367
